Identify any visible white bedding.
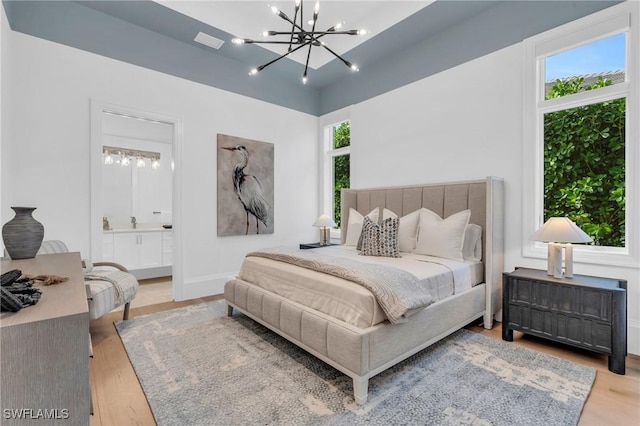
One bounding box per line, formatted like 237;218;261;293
237;245;483;329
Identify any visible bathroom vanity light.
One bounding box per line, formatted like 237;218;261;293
104;150;114;165
103;146;160;169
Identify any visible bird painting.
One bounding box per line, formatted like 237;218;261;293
217;135;273;236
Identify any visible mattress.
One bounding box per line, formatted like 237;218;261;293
237;245;483;329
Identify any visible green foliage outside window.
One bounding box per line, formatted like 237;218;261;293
544;77;625;247
333;122;350;227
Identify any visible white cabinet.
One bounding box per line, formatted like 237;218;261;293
103;233;114;262
103;229;172;275
112;232;162;271
162;232;173;266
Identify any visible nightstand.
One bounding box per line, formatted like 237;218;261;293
299;243;339;249
502;267;627;374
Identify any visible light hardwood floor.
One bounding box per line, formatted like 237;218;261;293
89;294;640;426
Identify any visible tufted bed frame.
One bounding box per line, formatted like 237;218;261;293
225;176;504;404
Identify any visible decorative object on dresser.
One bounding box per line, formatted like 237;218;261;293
1;252;91;425
312;214;336;246
531;217;592;278
116;300;595;426
2;206;45;259
502;267;627;374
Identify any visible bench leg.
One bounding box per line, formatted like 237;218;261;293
123;302;131;320
227;305;234;316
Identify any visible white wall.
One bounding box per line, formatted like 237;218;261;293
342;43;640;355
2;30;319;298
0;6;9;240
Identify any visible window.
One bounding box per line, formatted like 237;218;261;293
327;121;350;227
523;2;639;267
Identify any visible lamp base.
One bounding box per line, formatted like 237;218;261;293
319;227;330;246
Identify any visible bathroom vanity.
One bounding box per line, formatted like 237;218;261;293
103;228;172;279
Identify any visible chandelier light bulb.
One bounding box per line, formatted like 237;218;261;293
270;5;278;15
121;156;130;167
357;29;368;36
151;158;160;170
295;0;301;6
302;75;308;85
350;64;359;72
335;22;344;30
231;38;244;45
314;1;320;13
249;68;259;76
136;157;146;168
104;151;113;165
308;19;315;25
261;31;269;37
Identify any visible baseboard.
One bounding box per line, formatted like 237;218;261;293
130;266;172;280
176;272;236;301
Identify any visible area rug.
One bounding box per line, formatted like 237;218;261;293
116;301;596;426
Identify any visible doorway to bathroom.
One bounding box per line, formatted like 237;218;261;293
90;100;183;301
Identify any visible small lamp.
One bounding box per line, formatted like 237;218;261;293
531;217;592;278
313;214;336;246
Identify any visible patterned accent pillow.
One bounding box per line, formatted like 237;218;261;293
359;216;400;258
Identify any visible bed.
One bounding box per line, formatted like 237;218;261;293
224;176;504;404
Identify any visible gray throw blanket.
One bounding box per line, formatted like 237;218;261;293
85;270;137;306
247;248;435;324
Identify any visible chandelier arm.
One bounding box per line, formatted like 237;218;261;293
288;4;300;52
319;43;354;69
256;40;312;73
245;40;309;45
303;6;320;83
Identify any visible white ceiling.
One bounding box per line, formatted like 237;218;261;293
158;1;432;69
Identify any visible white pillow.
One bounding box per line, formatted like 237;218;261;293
397;209;421;252
382;208;397;220
414;209;471;261
462;223;483;261
345;208;379;246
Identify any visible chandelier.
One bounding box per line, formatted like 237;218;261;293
232;0;368;84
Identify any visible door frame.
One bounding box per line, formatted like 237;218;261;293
90;100;184;300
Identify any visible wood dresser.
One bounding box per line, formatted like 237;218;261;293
1;252;90;425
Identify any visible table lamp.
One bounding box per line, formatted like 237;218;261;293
531;217;592;278
313;214;336;246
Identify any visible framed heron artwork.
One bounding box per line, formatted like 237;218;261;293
217;134;274;236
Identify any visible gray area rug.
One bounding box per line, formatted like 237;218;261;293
116;301;596;425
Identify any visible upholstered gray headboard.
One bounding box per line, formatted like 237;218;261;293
340;176;505;324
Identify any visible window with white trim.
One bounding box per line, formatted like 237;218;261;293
323;120;350;229
523;2;639;267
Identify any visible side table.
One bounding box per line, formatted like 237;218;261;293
502;267;627;374
299;242;339;249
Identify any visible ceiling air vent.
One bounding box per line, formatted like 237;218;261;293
194;32;224;49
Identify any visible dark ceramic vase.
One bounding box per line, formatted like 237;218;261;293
2;207;44;259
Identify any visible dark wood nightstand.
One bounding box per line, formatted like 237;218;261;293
502;267;627;374
299;243;339;249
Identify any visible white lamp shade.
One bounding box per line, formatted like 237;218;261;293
531;217;592;243
313;214;336;228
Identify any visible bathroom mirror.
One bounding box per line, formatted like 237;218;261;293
101;112;173;229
